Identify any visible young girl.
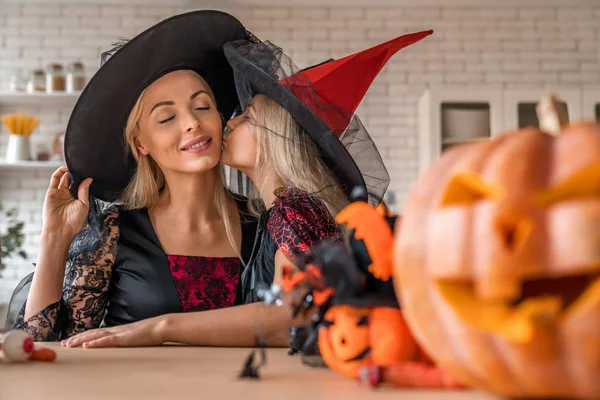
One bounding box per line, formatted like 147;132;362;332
221;30;434;304
221;93;348;300
61;30;433;349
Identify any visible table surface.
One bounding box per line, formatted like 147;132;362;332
0;343;499;400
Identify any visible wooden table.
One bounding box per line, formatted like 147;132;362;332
0;343;498;399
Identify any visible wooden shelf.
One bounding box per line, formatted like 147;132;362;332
0;160;64;169
0;92;81;107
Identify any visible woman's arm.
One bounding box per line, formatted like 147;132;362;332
15;204;120;341
62;302;291;348
24;168;91;320
161;302;290;347
24;231;72;320
273;250;294;285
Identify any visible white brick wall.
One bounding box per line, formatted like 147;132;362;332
0;2;599;301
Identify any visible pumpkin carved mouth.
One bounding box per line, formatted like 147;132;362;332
341;347;371;363
437;273;600;343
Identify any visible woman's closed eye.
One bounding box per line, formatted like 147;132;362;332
158;106;211;124
159;115;175;124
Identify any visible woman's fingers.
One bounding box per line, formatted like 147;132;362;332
49;166;68;189
77;177;93;205
57;171;70;189
62;329;110;348
82;335;120;349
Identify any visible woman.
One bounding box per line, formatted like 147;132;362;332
60;30;433;349
10;10;289;347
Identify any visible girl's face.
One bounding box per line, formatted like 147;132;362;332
135;70;223;174
221;98;259;175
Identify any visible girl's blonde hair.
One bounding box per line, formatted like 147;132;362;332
118;77;240;259
248;94;349;217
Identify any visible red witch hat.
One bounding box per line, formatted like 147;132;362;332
280;30;433;137
223;30;433;204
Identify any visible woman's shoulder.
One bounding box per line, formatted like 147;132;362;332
88;197;123;227
68;197;123;257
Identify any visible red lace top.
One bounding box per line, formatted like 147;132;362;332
167;255;240;312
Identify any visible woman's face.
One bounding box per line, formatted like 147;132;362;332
135;70;223;174
221;97;259;174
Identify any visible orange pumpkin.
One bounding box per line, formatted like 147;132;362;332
318;305;463;388
318;306;420;377
394;95;600;398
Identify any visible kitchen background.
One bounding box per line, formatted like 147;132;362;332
0;0;599;311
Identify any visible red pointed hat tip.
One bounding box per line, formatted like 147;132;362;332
279;29;434;136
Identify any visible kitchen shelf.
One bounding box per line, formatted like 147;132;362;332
0;91;81;107
0;160;64;170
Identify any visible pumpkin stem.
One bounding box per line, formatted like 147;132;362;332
536;94;569;136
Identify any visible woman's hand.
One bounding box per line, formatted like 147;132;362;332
61;316;168;348
43;166;93;241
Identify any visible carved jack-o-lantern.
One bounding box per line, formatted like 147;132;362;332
394;95;600;398
318;305;420;379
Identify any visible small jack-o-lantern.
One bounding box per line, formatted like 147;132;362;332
318;305;419;378
394;94;600;399
318;305;464;388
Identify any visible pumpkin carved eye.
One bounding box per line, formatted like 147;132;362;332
440;172;504;207
533;161;600;206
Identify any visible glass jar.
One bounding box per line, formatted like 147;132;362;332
66;62;86;93
26;69;45;93
9;73;26;92
45;63;66;93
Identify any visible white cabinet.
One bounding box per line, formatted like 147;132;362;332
418;86;504;174
418;85;592;174
582;86;600;122
502;88;582;131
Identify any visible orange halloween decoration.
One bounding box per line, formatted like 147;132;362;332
394;94;600;399
336;201;395;281
318;305;463;388
283;188;465;389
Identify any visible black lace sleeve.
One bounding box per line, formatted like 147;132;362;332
11;199;121;341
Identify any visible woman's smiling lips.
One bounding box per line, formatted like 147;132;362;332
181;136;212;153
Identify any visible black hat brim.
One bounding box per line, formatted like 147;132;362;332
65;10;250;202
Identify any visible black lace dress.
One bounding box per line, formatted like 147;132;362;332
8;196;258;341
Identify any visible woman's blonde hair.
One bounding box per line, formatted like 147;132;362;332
248;94;349;217
118;77;240;259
